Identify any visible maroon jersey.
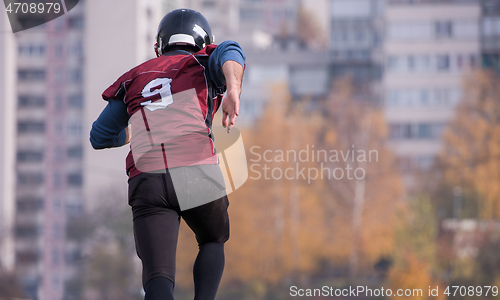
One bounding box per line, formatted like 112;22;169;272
102;45;225;178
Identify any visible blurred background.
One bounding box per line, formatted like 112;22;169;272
1;0;500;299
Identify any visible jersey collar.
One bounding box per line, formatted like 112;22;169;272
164;49;193;56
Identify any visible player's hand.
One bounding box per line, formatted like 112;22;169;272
221;60;243;133
124;125;131;145
222;89;240;133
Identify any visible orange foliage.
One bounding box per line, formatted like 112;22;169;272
441;70;500;219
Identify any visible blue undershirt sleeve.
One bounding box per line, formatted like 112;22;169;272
208;40;246;88
90;98;130;149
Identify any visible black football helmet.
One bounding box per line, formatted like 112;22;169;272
155;9;213;56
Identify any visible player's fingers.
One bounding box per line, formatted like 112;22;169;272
229;112;237;128
234;100;240;116
222;111;228;127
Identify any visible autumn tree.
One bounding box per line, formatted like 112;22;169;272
424;70;500;296
439;70;500;220
319;77;405;279
387;196;445;300
188;83;333;299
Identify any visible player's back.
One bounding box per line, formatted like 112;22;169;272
102;48;221;176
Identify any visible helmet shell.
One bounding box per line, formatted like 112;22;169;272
156;9;213;55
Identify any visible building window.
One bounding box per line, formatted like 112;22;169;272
68;69;82;83
16;250;39;264
18;69;45;81
66;196;84;216
389;122;445;140
201;0;216;7
482;17;500;36
435;21;453;38
67;121;82;136
414;155;435;170
18;44;45;57
385;88;461;108
67;146;83;159
240;8;263;21
17;172;44;185
54;18;65;31
16;197;44;212
18;95;45;107
407;55;415;71
15;224;41;238
16;250;40;265
72;41;83;57
418;123;432;138
386;53;479;74
389;123;412;139
67;172;83;186
66;249;81;263
67;202;83;215
483;53;500;70
68;15;84;29
68;94;83;108
18;121;45;133
17;150;43;163
436;54;450;71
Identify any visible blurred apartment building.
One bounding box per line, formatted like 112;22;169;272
383;0;481;177
329;0;385;103
186;0;500;181
12;2;87;299
167;0;500;168
0;6;16;274
1;0;163;299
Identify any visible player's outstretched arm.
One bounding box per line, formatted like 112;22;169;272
209;40;246;132
221;60;243;133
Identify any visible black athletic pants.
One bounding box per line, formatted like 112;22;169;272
128;170;230;299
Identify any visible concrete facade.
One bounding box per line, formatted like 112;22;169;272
383;1;481;174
